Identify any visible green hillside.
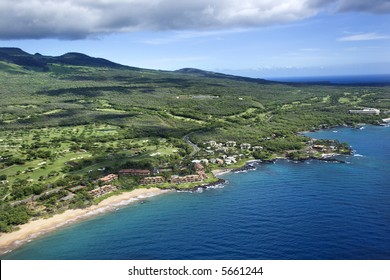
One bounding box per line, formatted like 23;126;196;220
0;48;388;232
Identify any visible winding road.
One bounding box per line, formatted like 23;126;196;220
183;132;200;157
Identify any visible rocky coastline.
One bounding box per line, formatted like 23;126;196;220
168;178;227;192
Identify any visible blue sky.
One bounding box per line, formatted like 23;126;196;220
0;0;389;78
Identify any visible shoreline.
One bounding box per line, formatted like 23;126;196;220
0;124;384;256
0;187;169;256
1;125;383;257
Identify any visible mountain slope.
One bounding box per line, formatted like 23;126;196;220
0;48;273;84
0;47;130;71
175;67;272;84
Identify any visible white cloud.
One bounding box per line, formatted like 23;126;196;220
0;0;389;40
339;32;390;41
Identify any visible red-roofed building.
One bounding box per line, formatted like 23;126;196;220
140;176;165;185
88;185;117;198
119;169;151;177
194;163;204;172
98;174;118;183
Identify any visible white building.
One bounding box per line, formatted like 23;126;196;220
240;143;251;150
226;141;237;147
349;108;380;115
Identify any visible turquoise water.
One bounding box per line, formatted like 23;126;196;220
2;125;390;259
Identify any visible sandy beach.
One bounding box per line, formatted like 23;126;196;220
0;187;169;256
211;168;230;176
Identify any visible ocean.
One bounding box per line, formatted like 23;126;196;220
2;125;390;260
268;74;390;85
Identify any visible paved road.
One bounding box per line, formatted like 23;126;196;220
183;133;200;157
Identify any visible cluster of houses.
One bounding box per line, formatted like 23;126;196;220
117;163;208;185
194;140;263;166
203;140;257;154
306;140;339;158
65;139;268;200
64;162;210;201
65;172;120;199
169;163;208;184
203;141;262;154
192;155;240;166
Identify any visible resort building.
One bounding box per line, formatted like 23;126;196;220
140;176;165;185
170;174;203;184
196;171;208;180
98;174;118;183
349;108;380;115
88;185;117;197
194;163;205;171
118;169;151;177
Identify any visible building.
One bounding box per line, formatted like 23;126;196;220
140;176;165;185
240;143;251;150
349;108;380;115
313;144;325;149
216;146;228;153
226;141;237;147
226;156;237;163
194;163;205;171
382;118;390;123
170;174;203;184
196;170;208;180
205;140;217;147
98;174;118;183
119;169;151;177
89;185;117;197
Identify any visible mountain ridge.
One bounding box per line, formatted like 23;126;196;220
0;47;274;84
0;47;132;71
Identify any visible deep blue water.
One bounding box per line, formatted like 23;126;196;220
269;74;390;84
2;125;390;260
